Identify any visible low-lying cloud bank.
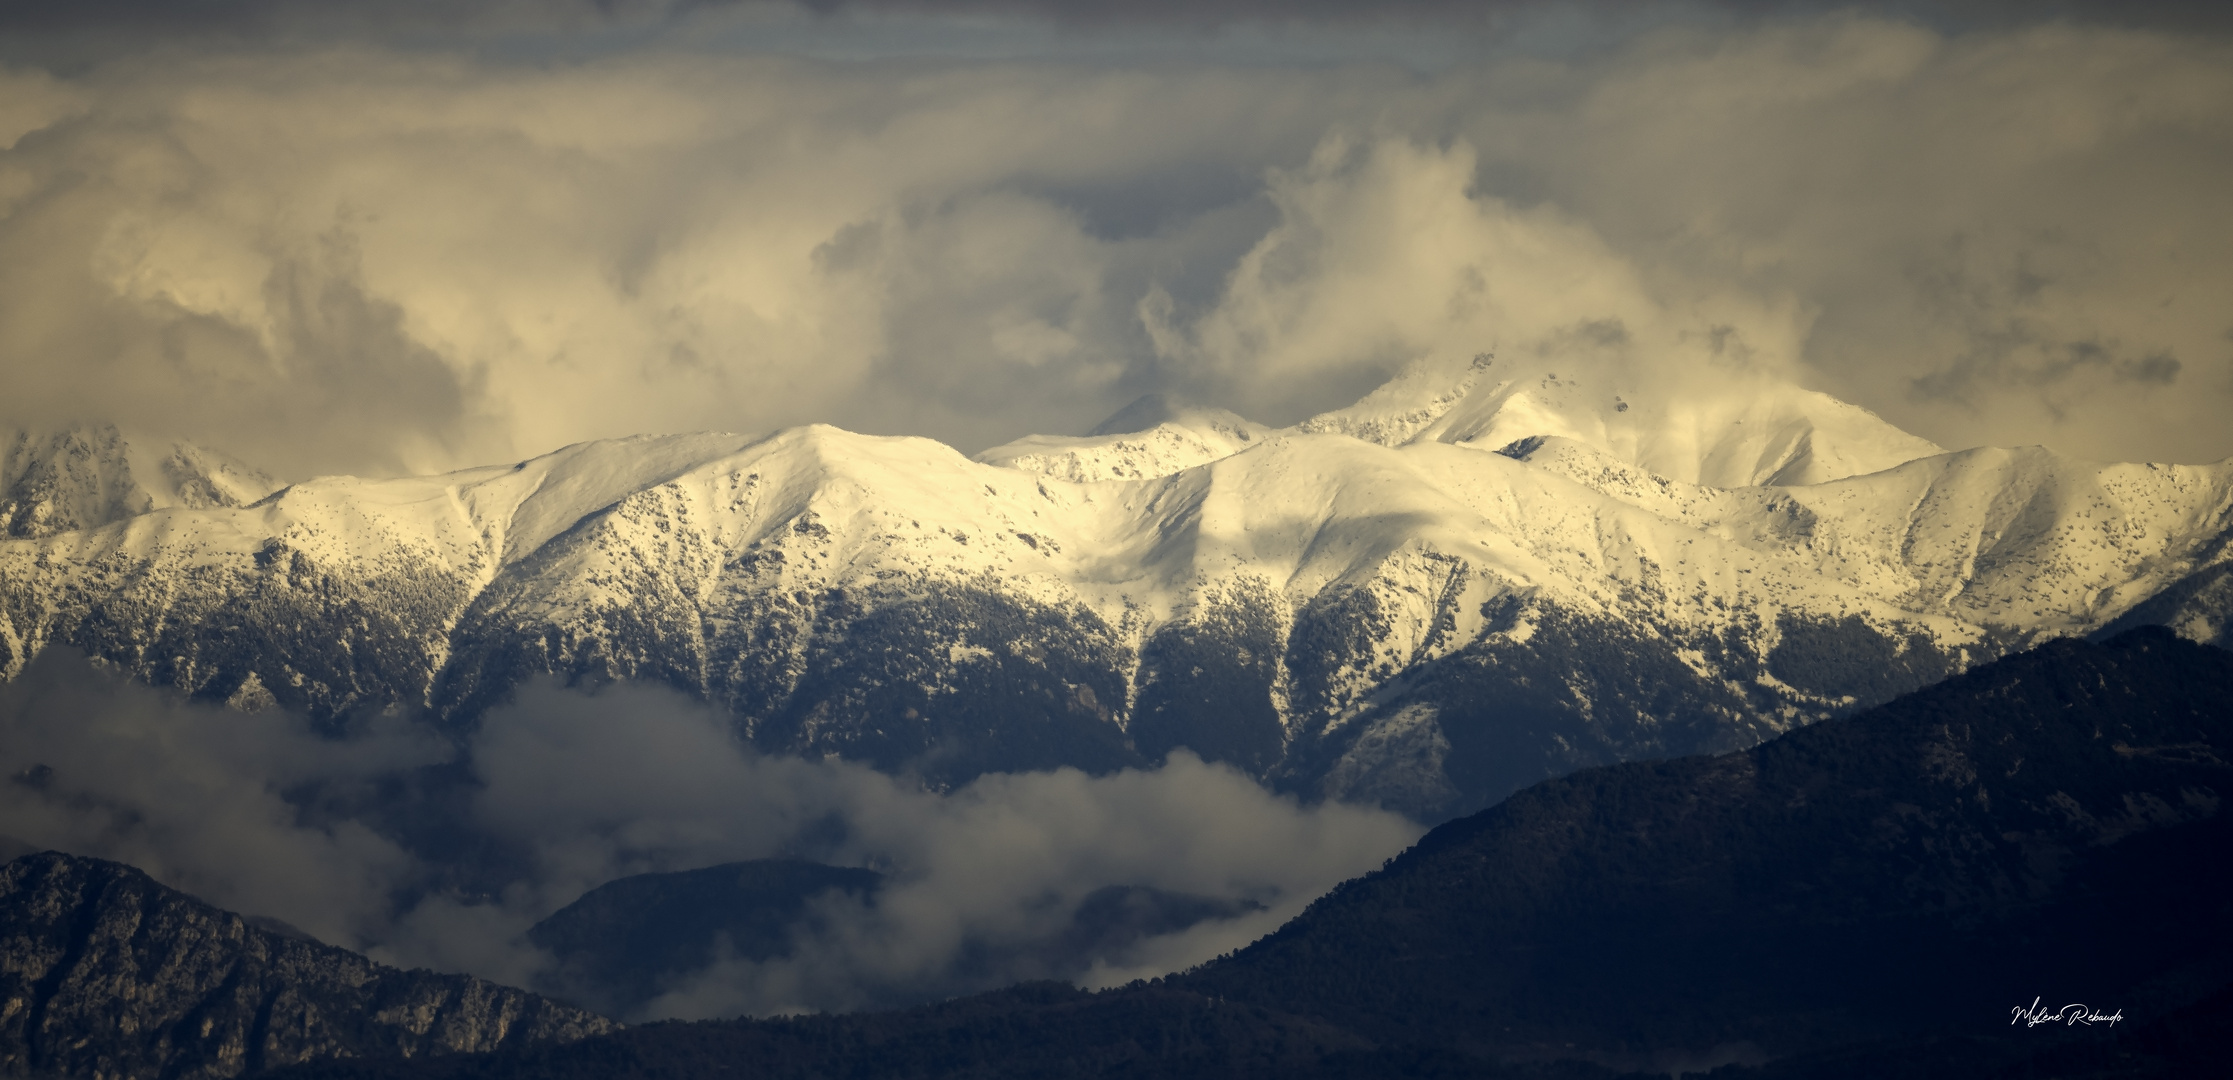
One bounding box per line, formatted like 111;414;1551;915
0;652;1420;1018
1;12;2228;476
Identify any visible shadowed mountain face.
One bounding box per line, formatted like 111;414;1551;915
0;853;614;1080
253;628;2233;1079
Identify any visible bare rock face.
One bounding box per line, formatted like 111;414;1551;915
0;853;616;1080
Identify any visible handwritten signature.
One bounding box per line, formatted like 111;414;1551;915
2010;997;2123;1028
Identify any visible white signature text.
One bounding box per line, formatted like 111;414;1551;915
2010;997;2123;1029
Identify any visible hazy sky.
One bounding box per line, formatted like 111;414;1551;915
1;1;2228;476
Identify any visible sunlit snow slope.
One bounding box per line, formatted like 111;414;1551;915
2;372;2227;821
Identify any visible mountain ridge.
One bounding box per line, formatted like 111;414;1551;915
1;373;2228;818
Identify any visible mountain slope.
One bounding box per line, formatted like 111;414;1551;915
0;425;1965;810
0;853;615;1080
2096;561;2233;649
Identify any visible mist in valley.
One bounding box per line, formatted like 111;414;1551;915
0;649;1418;1019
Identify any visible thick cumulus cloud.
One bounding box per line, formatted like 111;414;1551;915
1143;134;1818;424
0;52;1383;474
0;13;2228;477
0;661;1419;1019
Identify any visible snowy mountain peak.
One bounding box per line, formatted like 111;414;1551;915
1296;351;1943;488
975;395;1273;483
1296;351;1503;447
0;425;278;540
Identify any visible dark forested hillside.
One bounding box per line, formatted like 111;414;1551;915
253;628;2233;1079
1182;625;2233;1063
0;854;614;1080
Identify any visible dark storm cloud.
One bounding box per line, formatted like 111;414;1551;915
0;0;618;36
5;0;2231;42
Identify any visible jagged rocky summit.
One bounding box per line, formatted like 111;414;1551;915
2;354;2229;819
0;852;614;1080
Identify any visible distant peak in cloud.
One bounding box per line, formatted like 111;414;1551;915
1082;393;1265;439
1086;393;1187;437
0;425;279;540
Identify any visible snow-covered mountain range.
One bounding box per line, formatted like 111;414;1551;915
3;354;2228;819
